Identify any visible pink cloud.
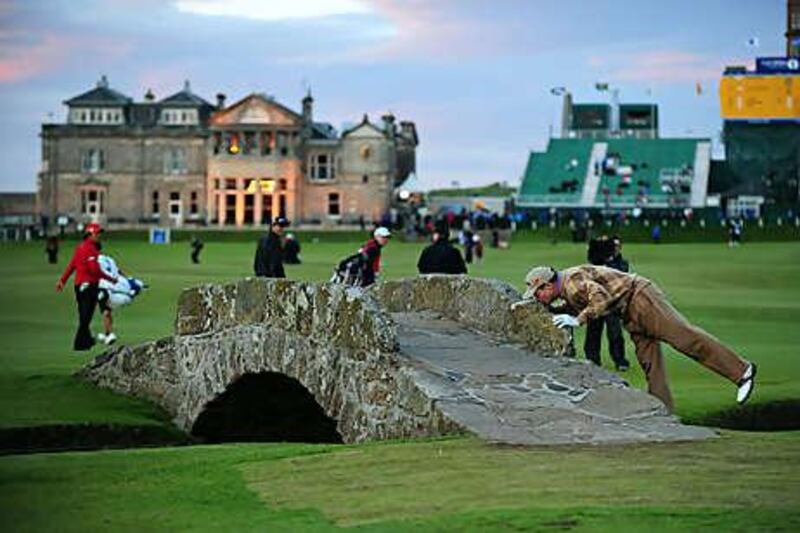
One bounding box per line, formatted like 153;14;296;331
0;33;71;84
0;31;133;85
610;49;721;83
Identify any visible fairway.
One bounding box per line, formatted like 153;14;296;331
1;236;799;530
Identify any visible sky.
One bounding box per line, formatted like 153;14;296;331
0;0;787;192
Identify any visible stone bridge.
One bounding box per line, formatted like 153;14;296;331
79;276;714;445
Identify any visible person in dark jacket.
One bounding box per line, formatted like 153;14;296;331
359;226;391;287
283;233;301;264
584;235;631;371
45;236;59;264
253;217;289;278
417;224;467;275
190;236;204;264
55;222;117;351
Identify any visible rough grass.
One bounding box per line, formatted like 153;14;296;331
0;238;799;530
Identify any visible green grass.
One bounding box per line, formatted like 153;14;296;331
1;238;799;530
1;434;799;531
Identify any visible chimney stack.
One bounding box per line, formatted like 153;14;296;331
216;93;226;110
302;91;313;124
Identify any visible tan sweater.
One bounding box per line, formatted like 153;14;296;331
558;265;647;325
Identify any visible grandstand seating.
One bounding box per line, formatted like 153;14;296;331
517;139;595;205
517;138;707;208
595;139;699;208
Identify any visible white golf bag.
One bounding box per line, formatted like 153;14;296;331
98;255;146;309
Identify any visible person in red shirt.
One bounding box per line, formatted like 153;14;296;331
359;226;391;287
56;223;117;351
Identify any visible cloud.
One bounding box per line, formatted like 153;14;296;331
0;33;72;84
174;0;372;21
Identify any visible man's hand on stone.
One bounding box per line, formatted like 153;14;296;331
552;314;580;329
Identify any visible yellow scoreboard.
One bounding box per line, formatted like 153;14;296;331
720;75;800;120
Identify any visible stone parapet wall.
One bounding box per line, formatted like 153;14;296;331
371;275;571;357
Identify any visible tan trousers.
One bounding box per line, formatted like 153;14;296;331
624;281;749;413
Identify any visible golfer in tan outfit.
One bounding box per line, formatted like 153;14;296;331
517;265;757;412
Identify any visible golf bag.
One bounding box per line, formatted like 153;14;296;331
98;255;147;309
330;252;367;287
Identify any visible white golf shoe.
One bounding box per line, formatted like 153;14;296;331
104;332;117;346
736;363;757;405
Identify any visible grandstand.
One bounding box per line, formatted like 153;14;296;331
517;137;711;209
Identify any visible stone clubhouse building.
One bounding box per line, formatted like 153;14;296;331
38;76;418;229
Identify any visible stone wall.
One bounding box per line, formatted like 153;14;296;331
371;275;572;358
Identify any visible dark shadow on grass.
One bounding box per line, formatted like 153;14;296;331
0;423;191;455
687;400;800;431
191;372;343;444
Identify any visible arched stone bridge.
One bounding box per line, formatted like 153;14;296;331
79;276;714;445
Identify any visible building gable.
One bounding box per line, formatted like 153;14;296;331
210;94;302;127
343;116;386;139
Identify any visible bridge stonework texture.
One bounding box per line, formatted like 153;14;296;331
79;276;715;445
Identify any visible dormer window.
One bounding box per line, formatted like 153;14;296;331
160;108;198;125
69;107;123;125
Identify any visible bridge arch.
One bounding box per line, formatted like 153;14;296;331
191;371;343;443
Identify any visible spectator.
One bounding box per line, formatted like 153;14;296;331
651;223;662;244
460;226;475;263
473;234;484;262
45;236;59;264
284;233;302;264
584;235;631;371
514;265;757;412
417;224;467;275
253;217;290;278
359;226;392;287
190;236;204;264
728;219;743;247
55;223;117;351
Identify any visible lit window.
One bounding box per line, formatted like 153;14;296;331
226;133;240;155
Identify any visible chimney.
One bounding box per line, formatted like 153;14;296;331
302;90;313;124
216;93;226;110
381;112;396;135
399;121;418;145
144;89;156;102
